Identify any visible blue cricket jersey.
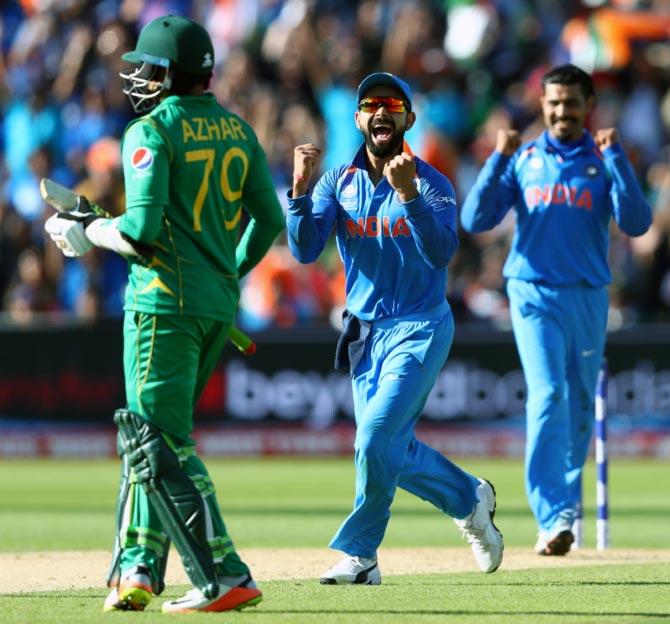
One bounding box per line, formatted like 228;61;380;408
461;130;652;287
286;144;459;320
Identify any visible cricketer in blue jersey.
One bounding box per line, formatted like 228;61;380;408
461;64;652;556
287;72;504;584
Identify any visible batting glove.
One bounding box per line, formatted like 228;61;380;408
44;212;94;257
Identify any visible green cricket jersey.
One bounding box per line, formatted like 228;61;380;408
118;93;283;322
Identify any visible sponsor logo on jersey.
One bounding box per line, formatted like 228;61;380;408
586;165;599;177
529;157;544;170
524;184;592;211
434;195;457;212
341;184;357;198
345;216;411;238
131;147;154;171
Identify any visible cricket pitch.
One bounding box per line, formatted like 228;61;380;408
1;547;669;593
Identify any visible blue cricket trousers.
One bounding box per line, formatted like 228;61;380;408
330;302;479;558
507;279;608;532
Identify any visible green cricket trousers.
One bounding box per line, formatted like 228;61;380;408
115;311;248;585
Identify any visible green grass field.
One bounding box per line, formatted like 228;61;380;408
0;457;669;623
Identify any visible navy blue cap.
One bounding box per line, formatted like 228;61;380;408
357;72;412;110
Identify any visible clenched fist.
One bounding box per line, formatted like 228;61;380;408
293;143;322;196
383;152;418;202
594;128;619;152
495;129;521;157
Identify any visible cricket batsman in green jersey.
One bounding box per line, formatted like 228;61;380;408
43;15;284;613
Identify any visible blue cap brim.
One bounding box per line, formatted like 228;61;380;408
357;73;412;110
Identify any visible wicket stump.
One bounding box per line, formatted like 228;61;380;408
573;358;609;550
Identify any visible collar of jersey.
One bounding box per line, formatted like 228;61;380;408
155;93;217;109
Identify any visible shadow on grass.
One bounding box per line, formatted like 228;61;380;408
246;609;670;618
3;597;667;619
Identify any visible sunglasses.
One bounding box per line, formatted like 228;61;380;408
358;97;408;114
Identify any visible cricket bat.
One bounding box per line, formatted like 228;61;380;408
40;178;112;217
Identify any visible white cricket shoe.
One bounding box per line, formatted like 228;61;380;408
320;556;381;585
454;478;504;573
535;513;574;556
161;574;262;613
103;565;154;611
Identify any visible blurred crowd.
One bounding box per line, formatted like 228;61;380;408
1;0;670;330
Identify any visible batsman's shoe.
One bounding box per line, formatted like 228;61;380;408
103;565;154;611
535;515;575;556
320;556;381;585
454;478;504;573
161;574;261;613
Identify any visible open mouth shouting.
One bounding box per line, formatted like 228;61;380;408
371;121;395;146
364;118;405;158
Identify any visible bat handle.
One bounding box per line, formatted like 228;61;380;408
228;325;256;356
